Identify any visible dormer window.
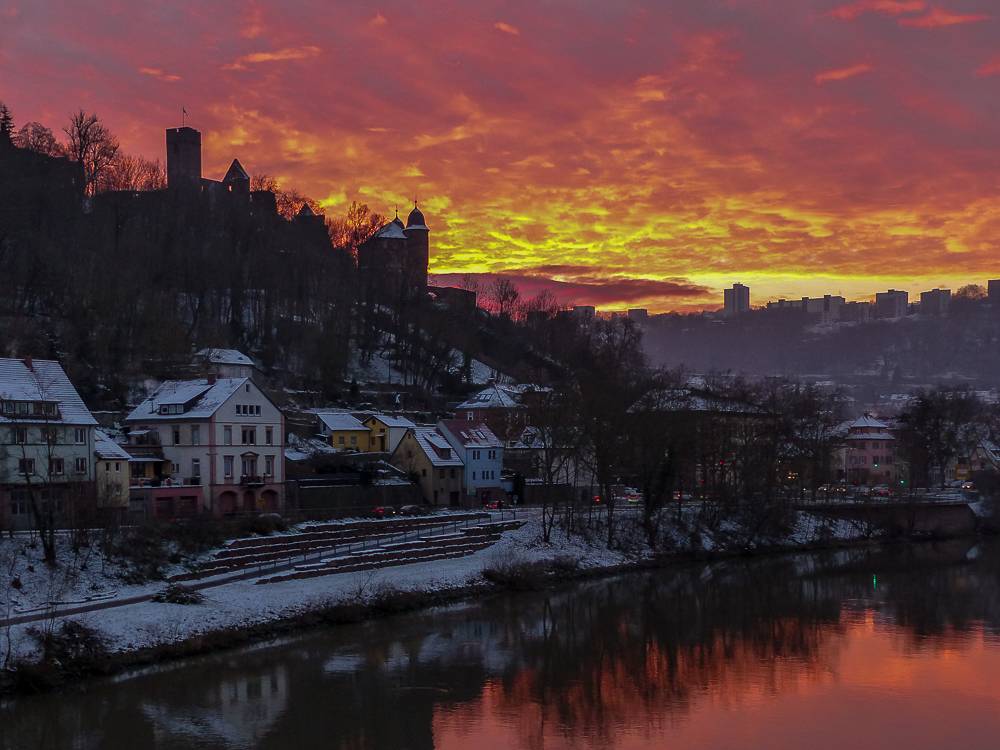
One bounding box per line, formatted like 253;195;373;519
159;404;184;415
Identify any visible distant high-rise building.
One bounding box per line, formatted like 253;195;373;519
627;309;649;324
988;280;1000;305
919;288;950;315
875;289;908;319
723;283;750;318
573;305;596;320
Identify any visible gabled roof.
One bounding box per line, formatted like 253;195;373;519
194;348;254;367
456;382;521;410
410;427;464;467
94;429;131;461
316;411;367;432
439;420;503;449
0;358;97;425
297;203;316;217
125;378;256;422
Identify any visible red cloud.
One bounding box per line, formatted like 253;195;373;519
974;53;1000;76
827;1;926;20
814;63;875;83
899;7;990;27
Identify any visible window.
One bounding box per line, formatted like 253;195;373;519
74;428;86;444
255;405;261;416
450;468;456;479
192;426;200;445
115;462;121;473
191;459;200;478
50;458;63;475
439;468;445;479
242;458;257;476
235;405;240;415
172;462;180;474
17;402;28;415
421;468;426;477
18;458;34;476
265;457;274;476
105;462;111;472
12;427;26;445
75;457;88;474
339;436;345;445
224;457;234;478
467;411;474;420
44;427;58;445
2;402;12;414
173;428;180;445
246;384;251;393
265;428;273;446
224;426;232;446
242;428;255;445
473;471;476;480
350;436;357;446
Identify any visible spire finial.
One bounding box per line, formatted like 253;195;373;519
395;205;398;219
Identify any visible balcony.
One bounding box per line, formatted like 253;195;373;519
241;475;266;486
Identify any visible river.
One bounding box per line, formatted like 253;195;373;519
3;537;1000;749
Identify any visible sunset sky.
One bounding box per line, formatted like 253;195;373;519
3;0;1000;311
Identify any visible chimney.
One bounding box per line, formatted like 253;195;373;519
207;374;217;385
23;356;33;370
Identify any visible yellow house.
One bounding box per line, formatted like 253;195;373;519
362;414;416;453
93;429;131;508
317;412;371;451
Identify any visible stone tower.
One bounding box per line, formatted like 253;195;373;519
403;202;429;292
165;126;201;186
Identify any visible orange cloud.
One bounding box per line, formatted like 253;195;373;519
138;67;182;82
371;13;388;27
814;63;875;83
899;7;990;27
974;53;1000;76
827;1;926;20
222;46;322;71
494;21;520;35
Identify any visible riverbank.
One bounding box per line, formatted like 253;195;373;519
0;510;981;697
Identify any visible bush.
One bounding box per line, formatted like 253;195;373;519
152;583;205;605
482;549;547;590
26;620;109;665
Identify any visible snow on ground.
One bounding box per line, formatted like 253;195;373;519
0;509;877;664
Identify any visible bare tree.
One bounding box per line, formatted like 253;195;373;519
487;277;522;321
13;122;64;156
250;172;279;192
96;152;166;192
326;201;386;257
63;110;120;195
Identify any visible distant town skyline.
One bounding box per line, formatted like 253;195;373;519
3;0;1000;312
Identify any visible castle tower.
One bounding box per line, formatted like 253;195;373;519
166;126;202;186
403;201;429;292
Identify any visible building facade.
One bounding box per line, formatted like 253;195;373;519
126;376;284;517
724;283;750;318
845;415;896;485
390;427;464;506
438;420;506;505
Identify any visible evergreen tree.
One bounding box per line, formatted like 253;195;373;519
0;101;13;142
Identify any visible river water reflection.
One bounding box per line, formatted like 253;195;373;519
4;538;1000;749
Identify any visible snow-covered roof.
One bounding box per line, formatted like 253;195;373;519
285;434;338;462
0;358;97;425
368;414;415;429
316;411;367;432
439;420;503;449
456;382;521;410
125;378;254;422
851;415;888;430
376;222;408;240
94;429;132;461
194;349;254;367
412;427;464;467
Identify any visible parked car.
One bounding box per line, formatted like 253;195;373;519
371;506;396;517
483;499;507;510
400;504;431;516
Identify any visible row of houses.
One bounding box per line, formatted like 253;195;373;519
0;353;526;530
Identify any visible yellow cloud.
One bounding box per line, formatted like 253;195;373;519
494;22;520;35
814;63;875;83
222;46;322;71
138;67;182;82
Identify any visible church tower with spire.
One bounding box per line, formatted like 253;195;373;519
403;200;429;293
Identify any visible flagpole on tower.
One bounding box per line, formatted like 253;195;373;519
182;107;188;127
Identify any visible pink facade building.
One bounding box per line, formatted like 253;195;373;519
845;415;896;485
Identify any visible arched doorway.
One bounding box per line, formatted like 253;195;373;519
242;490;256;513
218;490;238;515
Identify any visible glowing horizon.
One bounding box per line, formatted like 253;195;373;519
3;0;999;312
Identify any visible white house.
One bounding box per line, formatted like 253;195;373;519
125;376;284;516
0;357;98;530
438;420;506;505
192;349;257;380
